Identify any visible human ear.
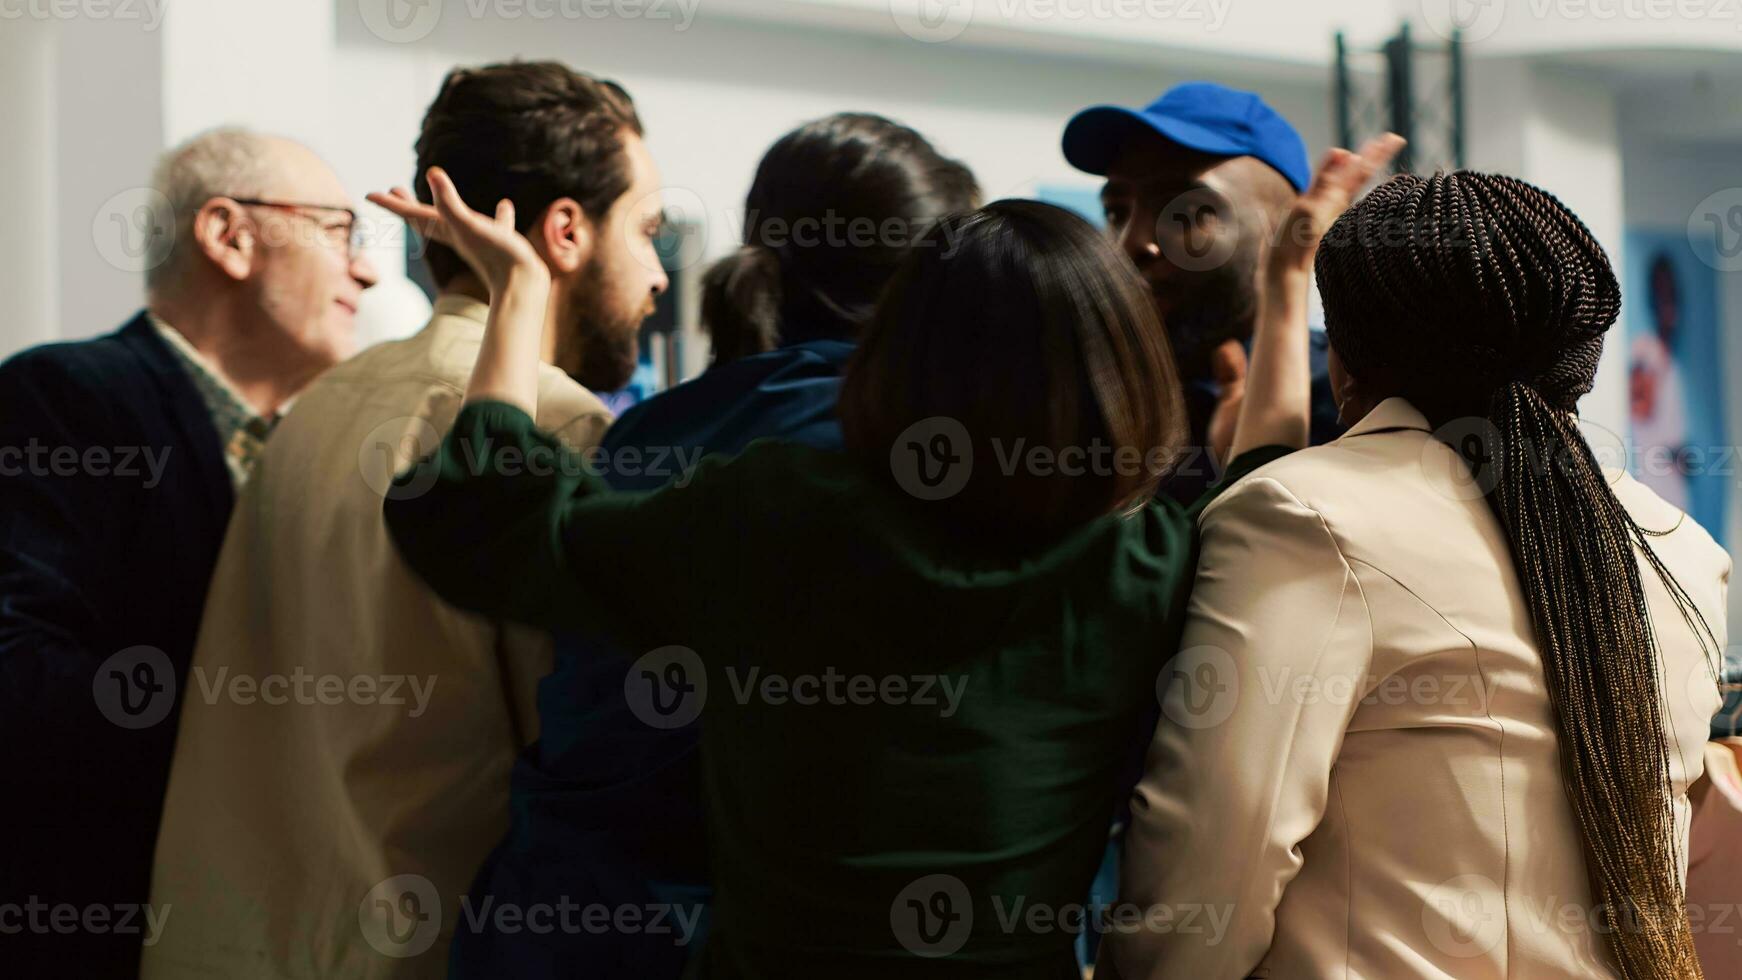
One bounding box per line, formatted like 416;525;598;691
537;198;591;276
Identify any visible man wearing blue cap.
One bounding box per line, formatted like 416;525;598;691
1063;81;1343;504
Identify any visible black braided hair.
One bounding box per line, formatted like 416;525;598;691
1317;171;1719;979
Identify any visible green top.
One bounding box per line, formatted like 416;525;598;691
384;400;1287;979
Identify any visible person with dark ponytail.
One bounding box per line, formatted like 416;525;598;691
1106;171;1728;979
598;112;979;489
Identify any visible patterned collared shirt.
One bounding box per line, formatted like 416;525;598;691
148;313;279;487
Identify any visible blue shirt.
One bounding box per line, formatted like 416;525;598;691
601;339;854;490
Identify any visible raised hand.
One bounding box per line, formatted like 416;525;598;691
367;167;547;295
1269;133;1406;275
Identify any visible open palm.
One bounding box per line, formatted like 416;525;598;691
367;167;545;294
1271;133;1406;273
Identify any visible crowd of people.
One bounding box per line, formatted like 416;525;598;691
1;58;1736;980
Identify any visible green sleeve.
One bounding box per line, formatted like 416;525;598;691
383;399;743;648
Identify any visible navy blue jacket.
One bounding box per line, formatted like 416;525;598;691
449;339;855;980
1157;329;1343;505
0;313;234;978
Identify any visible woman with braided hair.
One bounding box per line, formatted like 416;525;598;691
1105;171;1728;979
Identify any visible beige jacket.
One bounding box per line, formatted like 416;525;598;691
1105;397;1729;980
144;297;612;979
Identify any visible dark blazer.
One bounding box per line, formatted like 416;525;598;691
0;312;234;978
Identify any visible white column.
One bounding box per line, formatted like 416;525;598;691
0;18;59;357
55;16;167;340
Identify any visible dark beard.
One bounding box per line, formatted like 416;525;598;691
556;258;643;394
1160;255;1260;383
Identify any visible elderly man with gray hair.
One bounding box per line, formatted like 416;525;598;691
0;127;376;979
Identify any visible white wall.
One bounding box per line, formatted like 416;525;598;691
328;3;1333;374
0;18;59;355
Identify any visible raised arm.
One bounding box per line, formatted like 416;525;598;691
369;168;548;413
1228;134;1403;459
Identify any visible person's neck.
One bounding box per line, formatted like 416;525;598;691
441;269;560;364
148;289;316;417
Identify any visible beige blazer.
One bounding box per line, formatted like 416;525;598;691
1104;397;1729;980
143;297;612;979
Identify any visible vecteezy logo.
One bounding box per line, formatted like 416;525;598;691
890;874;973;957
358;416;442;500
1418;0;1506;43
890;0;972;43
359;874;442;958
1155;188;1239;273
628;185;710;273
625;645;707;729
92;646;176;730
92;188;174;275
358;0;442;43
1422;874;1503;958
1688;188;1742;273
889;416;973;501
1157;645;1237;730
1423;416;1504;502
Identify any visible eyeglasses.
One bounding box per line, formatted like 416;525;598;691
228;197;362;257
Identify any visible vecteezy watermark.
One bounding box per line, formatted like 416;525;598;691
0;898;172;947
1420;415;1742;503
891;874;974;957
358;0;701;43
890;417;974;502
456;896;704;943
1157;645;1497;731
1418;0;1509;42
92;187;175;275
1422;875;1742;958
1424;0;1742;44
623;646;970;729
888;417;1223;503
890;0;1231;43
723;666;969;718
0;440;173;488
889;875;1234;959
93;646;177;729
358;416;709;501
1689;187;1742;273
1154;187;1241;274
360;874;442;958
190;666;438;718
625;645;707;729
1157;645;1239;730
618;190;981;275
0;0;167;28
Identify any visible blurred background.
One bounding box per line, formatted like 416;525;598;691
5;0;1741;605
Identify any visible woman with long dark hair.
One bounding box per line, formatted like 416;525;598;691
427;115;975;979
601;112;978;488
1106;171;1728;979
372;136;1397;977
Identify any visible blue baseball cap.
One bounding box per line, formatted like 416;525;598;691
1062;82;1311;192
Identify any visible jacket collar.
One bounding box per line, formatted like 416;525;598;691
432;293;488;325
1338;396;1433;441
1341;394;1629;490
116;311;235;514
